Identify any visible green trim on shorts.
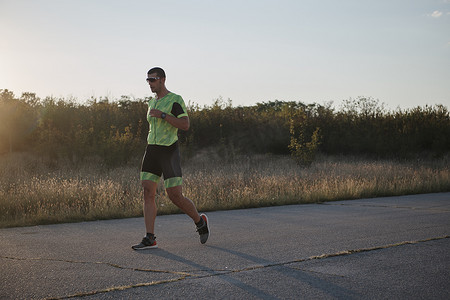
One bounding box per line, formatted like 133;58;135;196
140;171;160;183
164;177;183;188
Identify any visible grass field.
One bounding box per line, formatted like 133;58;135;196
0;151;449;228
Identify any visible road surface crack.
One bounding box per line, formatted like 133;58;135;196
1;255;191;276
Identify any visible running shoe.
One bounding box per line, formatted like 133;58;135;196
196;214;209;244
132;236;158;250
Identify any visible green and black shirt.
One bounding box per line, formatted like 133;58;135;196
146;92;188;146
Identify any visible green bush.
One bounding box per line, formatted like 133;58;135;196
1;90;448;166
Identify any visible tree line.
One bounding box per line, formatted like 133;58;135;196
1;89;449;166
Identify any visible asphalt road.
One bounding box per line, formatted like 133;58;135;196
1;193;449;300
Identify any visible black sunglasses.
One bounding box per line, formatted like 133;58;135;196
146;77;160;83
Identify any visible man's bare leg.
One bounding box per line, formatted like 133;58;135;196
167;184;209;243
166;185;201;223
142;180;158;234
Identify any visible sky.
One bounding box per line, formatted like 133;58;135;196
1;0;449;109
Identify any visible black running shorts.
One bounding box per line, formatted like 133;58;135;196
140;142;182;188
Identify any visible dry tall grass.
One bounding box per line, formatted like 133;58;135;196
0;152;449;228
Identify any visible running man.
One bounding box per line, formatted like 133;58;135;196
132;67;209;250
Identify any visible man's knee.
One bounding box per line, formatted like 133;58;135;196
141;180;157;201
166;186;184;205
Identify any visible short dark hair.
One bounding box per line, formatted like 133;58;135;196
147;67;166;78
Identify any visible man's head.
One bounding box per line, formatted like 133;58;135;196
146;67;166;94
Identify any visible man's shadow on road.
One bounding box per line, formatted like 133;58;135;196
136;246;275;299
135;244;357;299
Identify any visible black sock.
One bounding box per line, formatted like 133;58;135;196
146;233;155;239
195;218;204;227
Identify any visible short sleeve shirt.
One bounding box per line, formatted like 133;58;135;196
146;92;188;146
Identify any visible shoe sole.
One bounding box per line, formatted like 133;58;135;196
132;244;158;250
200;213;210;244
